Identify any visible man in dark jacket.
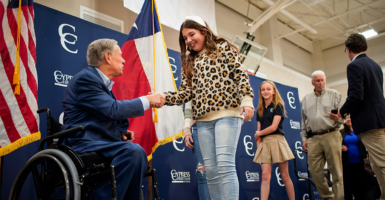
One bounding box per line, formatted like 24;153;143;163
335;33;385;200
62;38;165;200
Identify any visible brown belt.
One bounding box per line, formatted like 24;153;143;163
313;128;338;135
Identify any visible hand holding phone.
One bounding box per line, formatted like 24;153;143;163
329;109;340;121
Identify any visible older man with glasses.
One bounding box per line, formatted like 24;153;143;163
301;70;345;200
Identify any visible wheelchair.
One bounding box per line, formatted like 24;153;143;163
9;108;162;200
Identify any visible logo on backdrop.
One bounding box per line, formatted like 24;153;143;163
54;70;73;87
59;24;78;54
275;167;284;186
290;119;301;129
169;57;178;81
173;137;185;152
295;141;304;159
287;91;296;109
297;171;308;181
246;171;260;182
244;135;255;156
171;169;190;183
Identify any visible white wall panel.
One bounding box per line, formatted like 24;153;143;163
215;2;261;44
281;39;313;76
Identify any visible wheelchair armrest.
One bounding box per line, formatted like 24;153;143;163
37;108;49;114
39;125;84;151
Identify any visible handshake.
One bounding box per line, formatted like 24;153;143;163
146;92;166;108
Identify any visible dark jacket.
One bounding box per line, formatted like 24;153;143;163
61;66;144;146
340;54;385;134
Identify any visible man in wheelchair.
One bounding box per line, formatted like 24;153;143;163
61;38;165;199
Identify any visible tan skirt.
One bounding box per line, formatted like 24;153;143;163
253;134;295;164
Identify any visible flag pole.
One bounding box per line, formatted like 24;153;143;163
152;0;158;123
149;2;155;199
0;156;3;196
147;159;153;200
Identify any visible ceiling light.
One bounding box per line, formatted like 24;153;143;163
361;29;378;39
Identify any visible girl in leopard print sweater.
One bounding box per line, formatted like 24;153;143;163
163;16;254;200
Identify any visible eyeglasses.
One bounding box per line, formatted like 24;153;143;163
344;47;347;52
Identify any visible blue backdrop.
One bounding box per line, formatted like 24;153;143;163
2;3;311;200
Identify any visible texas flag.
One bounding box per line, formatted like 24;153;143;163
112;0;184;160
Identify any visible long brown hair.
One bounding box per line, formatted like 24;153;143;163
179;19;238;86
343;115;353;135
343;124;352;135
257;80;287;118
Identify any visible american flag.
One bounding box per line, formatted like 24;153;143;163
0;0;39;157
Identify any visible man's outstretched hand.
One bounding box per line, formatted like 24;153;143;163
146;92;166;108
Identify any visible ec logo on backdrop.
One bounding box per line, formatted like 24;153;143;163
287;91;296;109
173;137;185;152
275;167;285;186
169;57;179;81
243;135;254;156
295;141;304;159
59;24;78;54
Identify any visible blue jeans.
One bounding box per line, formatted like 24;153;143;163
197;117;242;200
191;124;211;200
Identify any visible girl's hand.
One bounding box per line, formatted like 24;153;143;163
241;106;254;122
184;134;194;149
254;131;260;141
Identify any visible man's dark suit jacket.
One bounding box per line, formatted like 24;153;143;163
340;53;385;134
61;66;144;146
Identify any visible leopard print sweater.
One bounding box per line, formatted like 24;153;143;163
165;41;254;121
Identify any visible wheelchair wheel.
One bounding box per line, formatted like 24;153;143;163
9;149;81;200
34;149;81;199
9;154;72;200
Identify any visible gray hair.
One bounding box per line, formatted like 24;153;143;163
86;39;118;67
311;70;326;81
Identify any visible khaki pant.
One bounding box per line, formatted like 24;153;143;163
307;130;344;200
360;128;385;200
